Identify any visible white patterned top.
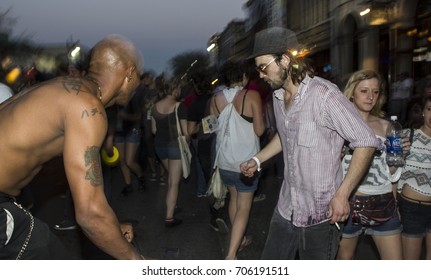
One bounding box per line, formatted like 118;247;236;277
342;135;402;195
398;129;431;196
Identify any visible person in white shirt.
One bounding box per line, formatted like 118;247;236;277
0;82;13;104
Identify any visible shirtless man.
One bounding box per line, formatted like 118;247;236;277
0;35;144;260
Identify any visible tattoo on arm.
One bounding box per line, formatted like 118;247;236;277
84;146;103;187
81;107;106;119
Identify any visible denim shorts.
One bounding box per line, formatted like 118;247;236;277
155;146;181;160
219;169;258;193
398;197;431;238
342;206;402;238
114;128;141;144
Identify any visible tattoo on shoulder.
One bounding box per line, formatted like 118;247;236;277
84;146;103;187
62;77;88;96
81;107;106;119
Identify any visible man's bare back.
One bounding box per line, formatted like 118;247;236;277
0;34;145;260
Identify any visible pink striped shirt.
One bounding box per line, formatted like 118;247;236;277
273;75;379;227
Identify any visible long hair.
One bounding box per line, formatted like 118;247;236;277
343;69;386;118
275;50;315;86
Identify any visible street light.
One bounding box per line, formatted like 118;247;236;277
207;43;216;52
360;8;370;16
70;46;80;57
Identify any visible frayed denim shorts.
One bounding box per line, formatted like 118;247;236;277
342;205;402;238
219;169;258;193
114;128;141;144
155;146;181;160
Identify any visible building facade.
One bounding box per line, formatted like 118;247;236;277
213;0;430;93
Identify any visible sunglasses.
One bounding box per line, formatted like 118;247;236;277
256;57;277;74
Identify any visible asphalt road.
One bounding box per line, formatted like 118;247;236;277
27;156;380;260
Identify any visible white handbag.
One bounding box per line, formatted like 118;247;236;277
175;103;192;179
206;91;238;199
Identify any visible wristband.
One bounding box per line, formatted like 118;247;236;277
252;156;262;172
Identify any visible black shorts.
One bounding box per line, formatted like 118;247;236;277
0;193;74;259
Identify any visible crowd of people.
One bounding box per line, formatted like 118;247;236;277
1;27;430;260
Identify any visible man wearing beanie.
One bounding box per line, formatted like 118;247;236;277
240;27;379;259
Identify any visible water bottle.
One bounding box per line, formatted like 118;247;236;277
386;115;405;167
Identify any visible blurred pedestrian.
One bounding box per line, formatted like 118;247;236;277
114;86;146;196
0;81;13;104
388;72;414;125
187;72;213;197
138;71;166;183
397;95;431;260
152;76;189;227
210;61;265;260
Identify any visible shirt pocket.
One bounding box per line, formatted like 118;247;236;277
297;122;318;147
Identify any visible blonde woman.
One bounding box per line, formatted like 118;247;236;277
337;69;407;260
151;76;189;227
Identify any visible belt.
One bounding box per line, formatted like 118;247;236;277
350;192;394;210
400;193;431;206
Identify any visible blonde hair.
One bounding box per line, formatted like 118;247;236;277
344;69;386;118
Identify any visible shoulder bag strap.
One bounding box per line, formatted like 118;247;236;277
175;102;182;137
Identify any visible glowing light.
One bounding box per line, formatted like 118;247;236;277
5;67;21;84
207;43;216;52
70;46;80;57
360;8;370;16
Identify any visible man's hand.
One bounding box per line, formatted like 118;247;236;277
327;194;350;224
120;223;134;243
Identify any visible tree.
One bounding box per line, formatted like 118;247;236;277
168;50;210;80
0;6;17;35
0;5;35;52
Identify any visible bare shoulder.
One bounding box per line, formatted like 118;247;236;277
368;115;388;137
245;89;262;100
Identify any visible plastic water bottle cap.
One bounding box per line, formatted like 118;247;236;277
390;116;398;121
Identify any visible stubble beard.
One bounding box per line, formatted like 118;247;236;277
268;68;292;110
268;67;287;91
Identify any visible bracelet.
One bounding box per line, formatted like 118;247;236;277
252;156;262;172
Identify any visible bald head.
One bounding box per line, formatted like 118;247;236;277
90;34;144;76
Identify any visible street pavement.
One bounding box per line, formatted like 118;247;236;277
27;156;379;260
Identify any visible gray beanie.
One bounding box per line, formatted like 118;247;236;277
249;27;300;59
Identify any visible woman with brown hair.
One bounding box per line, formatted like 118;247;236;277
210;61;265;259
151;75;189;227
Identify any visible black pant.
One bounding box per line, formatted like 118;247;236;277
0;193;74;259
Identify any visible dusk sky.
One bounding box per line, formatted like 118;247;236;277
1;0;246;74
